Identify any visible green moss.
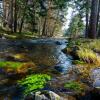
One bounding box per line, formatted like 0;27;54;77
0;61;22;69
18;74;51;95
73;60;86;64
64;81;85;93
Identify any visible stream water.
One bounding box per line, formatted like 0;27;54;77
0;38;73;99
0;38;72;73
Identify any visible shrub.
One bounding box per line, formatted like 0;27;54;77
77;48;100;64
18;74;51;95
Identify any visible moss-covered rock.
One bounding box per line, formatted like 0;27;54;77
0;61;37;74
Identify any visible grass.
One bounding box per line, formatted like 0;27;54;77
18;74;51;95
67;39;100;65
77;48;100;64
73;60;86;64
0;61;37;74
64;81;86;93
0;27;38;39
0;61;22;69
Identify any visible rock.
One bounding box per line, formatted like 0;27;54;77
49;91;61;100
91;68;100;88
93;79;100;89
35;91;49;100
55;41;62;45
35;91;61;100
93;49;100;54
25;91;62;100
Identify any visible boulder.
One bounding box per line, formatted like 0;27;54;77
35;91;61;100
25;91;62;100
91;68;100;89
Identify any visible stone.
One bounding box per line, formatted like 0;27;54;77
91;68;100;88
35;91;61;100
55;41;62;45
49;91;61;100
25;91;62;100
35;91;49;100
93;79;100;89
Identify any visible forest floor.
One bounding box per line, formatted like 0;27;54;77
0;27;38;39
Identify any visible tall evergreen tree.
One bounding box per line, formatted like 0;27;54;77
88;0;99;38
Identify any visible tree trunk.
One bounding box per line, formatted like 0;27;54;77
9;0;14;32
42;17;47;36
98;24;100;37
14;0;17;33
19;0;28;33
3;0;7;27
88;0;99;39
85;0;89;38
97;0;100;34
19;15;25;33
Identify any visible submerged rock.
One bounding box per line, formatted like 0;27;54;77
55;41;62;45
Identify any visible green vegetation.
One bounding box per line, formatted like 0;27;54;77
65;14;85;38
77;48;100;64
18;74;51;95
0;27;38;39
0;61;37;74
64;81;86;93
73;60;86;64
0;61;22;69
66;39;100;65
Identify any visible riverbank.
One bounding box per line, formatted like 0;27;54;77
62;38;100;94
